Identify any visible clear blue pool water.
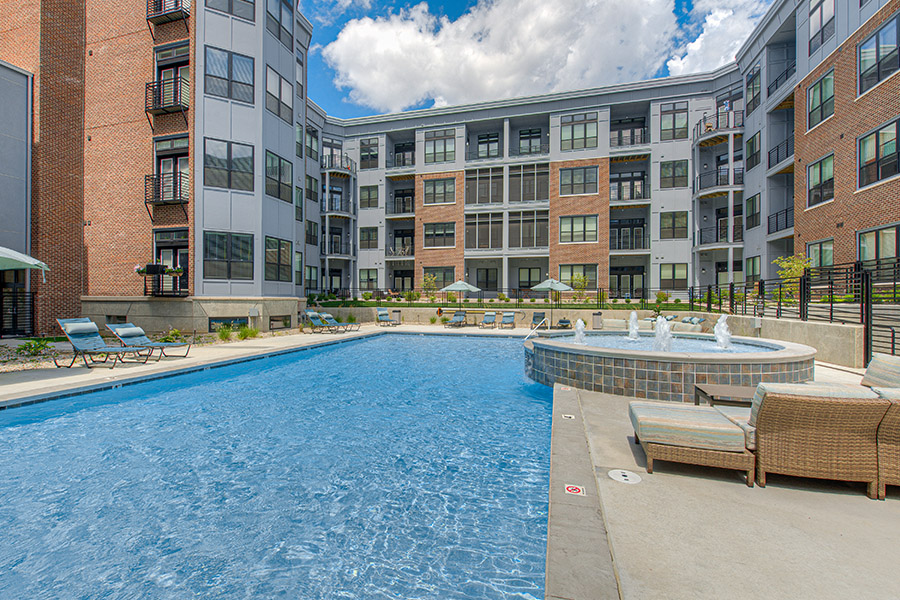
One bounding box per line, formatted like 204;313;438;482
552;333;777;353
0;335;552;599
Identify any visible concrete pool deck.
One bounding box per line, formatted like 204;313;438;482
0;326;893;599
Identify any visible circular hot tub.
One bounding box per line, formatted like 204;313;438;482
525;331;816;403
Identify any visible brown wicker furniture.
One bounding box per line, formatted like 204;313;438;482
877;398;900;499
643;442;755;487
693;383;756;407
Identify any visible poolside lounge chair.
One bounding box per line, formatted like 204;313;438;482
305;310;341;333
479;311;496;328
556;318;572;329
107;323;191;360
55;318;151;369
531;312;546;329
681;317;706;325
500;312;515;328
320;312;360;332
445;310;466;328
376;307;399;326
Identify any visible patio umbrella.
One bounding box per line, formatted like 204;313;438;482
531;278;573;328
440;280;481;308
0;246;49;282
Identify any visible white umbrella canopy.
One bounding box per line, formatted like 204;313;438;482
440;280;481;293
531;279;573;329
0;246;49;282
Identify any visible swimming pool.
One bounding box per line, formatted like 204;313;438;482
0;334;552;599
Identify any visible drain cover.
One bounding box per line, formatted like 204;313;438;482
561;414;575;420
608;469;642;484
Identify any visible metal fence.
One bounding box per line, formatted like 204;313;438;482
0;291;34;338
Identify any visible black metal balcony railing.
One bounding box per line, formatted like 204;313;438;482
144;273;189;297
321;241;353;256
767;60;797;97
694;167;744;193
610;183;649;202
386;244;414;257
146;78;190;114
147;0;191;23
768;206;795;234
609;127;649;148
305;234;318;247
692;110;744;141
466;149;502;161
386;154;416;169
387;199;415;215
695;225;742;246
321;198;354;214
767;134;795;168
610;234;651;251
145;172;190;205
321;154;357;174
508;143;550;157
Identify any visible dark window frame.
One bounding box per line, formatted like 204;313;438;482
266;0;293;49
359;227;379;250
660;211;688;239
264;150;292;202
859;118;899;187
360;185;379;209
264;236;292;282
808;154;835;207
809;0;835;54
424;129;455;164
659;263;688;290
660;101;689;140
423;222;456;248
424;178;456;205
205;0;255;21
204;46;254;104
660;160;688;188
745;66;761;114
559;166;599;196
203;138;254;191
465;168;503;204
508;210;549;248
360;138;379;170
746;132;761;170
859;15;899;94
265;65;292;123
559;215;599;243
808;70;835;128
203;231;254;280
560;112;598;151
464;212;503;249
745;194;761;229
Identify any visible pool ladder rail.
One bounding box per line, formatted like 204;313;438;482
523;318;548;342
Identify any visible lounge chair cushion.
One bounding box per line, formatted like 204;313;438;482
861;353;900;388
116;326;145;338
871;387;900;400
64;321;99;335
629;401;747;453
715;405;756;450
749;382;880;426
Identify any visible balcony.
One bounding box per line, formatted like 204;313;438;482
147;0;190;24
466;149;503;162
767;134;794;169
694;168;743;195
609;128;649;148
695;225;742;246
321;241;354;257
610;234;650;251
767;60;797;97
321;154;357;175
321;197;354;215
508;143;550;158
145;172;190;205
146;78;190;115
692;110;743;144
768;206;794;234
143;270;189;297
610;182;649;203
386;198;415;217
385;244;414;259
386;155;415;169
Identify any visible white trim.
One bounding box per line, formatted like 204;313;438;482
855;67;900;102
854;172;900;194
804;198;835;211
806;113;834;134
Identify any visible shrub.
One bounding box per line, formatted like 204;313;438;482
498;292;508;302
347;314;357;324
489;298;495;303
362;292;373;301
530;298;536;303
463;298;470;303
237;325;259;340
404;290;419;303
655;291;670;304
624;298;631;304
440;316;449;323
447;292;457;303
334;315;343;323
672;298;682;306
159;328;185;343
307;293;317;304
503;297;511;302
16;339;51;357
544;298;550;303
216;323;233;341
430;316;437;324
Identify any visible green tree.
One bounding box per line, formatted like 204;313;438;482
571;273;589;304
772;253;812;304
422;273;438;297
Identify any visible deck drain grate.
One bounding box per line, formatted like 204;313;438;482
608;469;641;484
561;414;575;420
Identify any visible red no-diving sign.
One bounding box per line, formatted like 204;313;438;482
565;485;585;496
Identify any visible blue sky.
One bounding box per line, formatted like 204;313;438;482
300;0;770;119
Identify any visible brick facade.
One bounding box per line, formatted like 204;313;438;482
414;170;465;285
794;0;900;265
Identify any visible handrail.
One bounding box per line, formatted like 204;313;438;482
523;318;547;341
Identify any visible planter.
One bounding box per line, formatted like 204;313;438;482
144;264;166;275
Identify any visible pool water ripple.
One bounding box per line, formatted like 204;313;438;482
0;335;551;599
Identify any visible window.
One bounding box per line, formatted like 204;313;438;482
295;124;303;158
859;119;899;187
265;151;292;202
560;215;598;243
559;166;598;195
424;223;455;248
422;267;453;288
360;138;379;169
203;231;253;280
746;132;761;170
359;227;378;249
809;239;835;267
860;226;898;263
518;267;541;289
659;263;688;289
305;265;318;291
204;47;254;103
509;210;549;248
264;236;292;282
305;126;319;161
518;129;542;154
465;213;503;249
465;168;503;204
808;154;834;207
660;160;688;188
360;185;379;209
360;269;378;290
294;251;303;285
393;141;415;167
745;66;761;115
266;0;293;48
265;66;292;122
809;0;835;54
392;189;414;214
424;129;455;163
424;178;456;205
660;102;688;140
476;268;498;291
808;71;835;129
660;211;688;239
745;194;760;229
305;220;318;246
294;187;302;221
476;133;500;159
295;50;304;98
509;163;549;202
560;264;597;288
744;256;761;282
206;0;254;21
204;138;253;191
860;15;899;94
610;171;646;201
560;112;598;150
305;175;319;203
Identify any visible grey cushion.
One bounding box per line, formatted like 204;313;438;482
64;321;99;335
116;326;145;338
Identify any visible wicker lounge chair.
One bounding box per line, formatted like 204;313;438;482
55;318;151;369
858;353;900;498
107;323;191;360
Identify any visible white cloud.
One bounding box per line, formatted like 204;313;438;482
667;0;773;76
303;0;373;26
321;0;774;114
